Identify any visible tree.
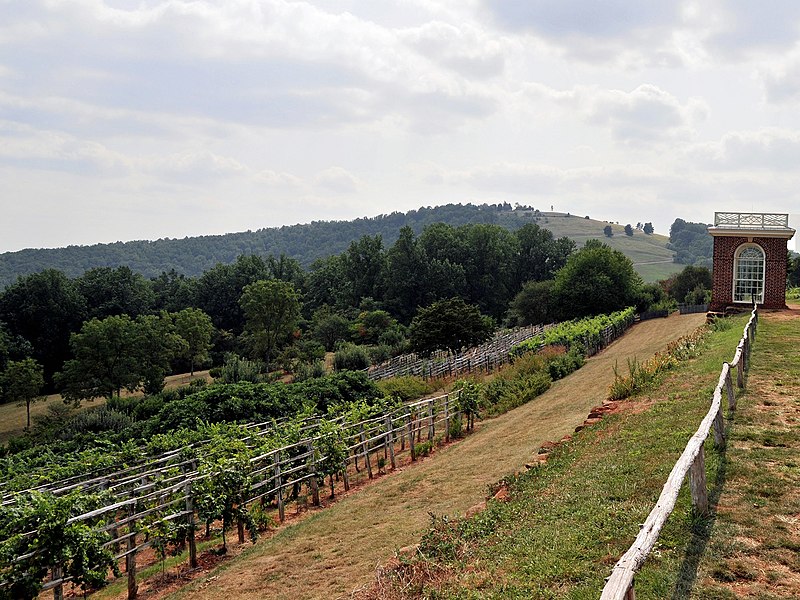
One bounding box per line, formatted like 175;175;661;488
151;269;196;313
514;223;575;287
1;358;44;429
0;269;86;386
239;280;301;366
136;313;187;395
507;280;556;326
643;222;654;235
311;306;351;351
603;225;613;237
342;235;386;306
76;266;155;320
382;226;427;322
624;224;634;237
174;308;215;376
552;240;643;319
668;265;712;303
57;315;142;402
409;298;494;355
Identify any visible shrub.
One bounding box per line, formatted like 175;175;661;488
60;407;134;440
377;376;435;402
215;354;268;384
333;343;370;371
293;360;327;382
367;344;392;365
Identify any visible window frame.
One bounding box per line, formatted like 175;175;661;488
732;243;765;304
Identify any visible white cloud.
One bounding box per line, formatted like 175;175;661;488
686;129;800;171
314;167;363;194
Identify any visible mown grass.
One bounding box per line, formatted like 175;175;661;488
688;313;800;599
373;315;749;599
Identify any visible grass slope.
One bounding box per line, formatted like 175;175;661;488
688;309;800;599
158;313;704;600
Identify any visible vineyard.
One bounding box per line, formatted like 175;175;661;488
0;309;636;600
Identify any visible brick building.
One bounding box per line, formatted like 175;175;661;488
708;212;795;312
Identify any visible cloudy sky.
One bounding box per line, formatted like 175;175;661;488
2;0;800;253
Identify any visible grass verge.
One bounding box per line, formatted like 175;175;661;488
360;315;750;599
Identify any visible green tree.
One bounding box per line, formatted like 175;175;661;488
624;224;634;236
174;308;215;375
459;224;518;317
382;226;427;321
57;315;142;402
603;225;613;237
151;269;197;313
342;235;385;305
553;240;642;319
514;223;574;287
239;280;301;366
1;358;44;429
136;313;187;395
643;222;654;235
409;298;494;355
507;280;556;326
310;306;351;351
76;266;155;320
668;265;713;303
0;269;86;386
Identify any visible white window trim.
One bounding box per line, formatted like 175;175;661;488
732;243;765;304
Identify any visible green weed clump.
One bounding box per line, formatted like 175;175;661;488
333;343;370;371
377;376;435;401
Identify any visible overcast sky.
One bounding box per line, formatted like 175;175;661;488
2;0;800;253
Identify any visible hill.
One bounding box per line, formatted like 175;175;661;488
0;204;678;288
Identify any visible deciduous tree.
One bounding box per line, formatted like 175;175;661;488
174;308;215;375
409;297;493;355
1;357;44;429
239;280;301;366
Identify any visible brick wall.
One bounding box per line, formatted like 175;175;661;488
710;236;788;311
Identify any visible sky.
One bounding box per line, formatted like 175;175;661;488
2;0;800;253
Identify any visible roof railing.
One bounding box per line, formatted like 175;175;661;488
713;212;789;229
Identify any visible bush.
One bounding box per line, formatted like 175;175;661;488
293;360;326;382
367;344;392;365
333;343;370;371
377;376;435;402
215;354;268;384
60;407;134;440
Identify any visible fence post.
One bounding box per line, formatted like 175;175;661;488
385;416;396;469
712;407;725;449
184;482;197;568
360;427;373;479
444;395;450;443
273;452;285;523
306;441;320;506
724;363;736;411
52;566;63;600
407;412;416;461
126;504;138;600
737;348;745;389
625;582;636;600
428;400;435;441
689;447;709;515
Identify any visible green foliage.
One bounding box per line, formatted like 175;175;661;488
1;358;44;428
59;407;135;441
604;224;613;237
174;307;215;375
0;491;119;599
513;308;635;356
409;297;494;355
507;279;555;326
76;266;154;320
553;241;642;319
667;265;713;303
376;376;435;402
214;353;269;384
239;279;301;366
414;439;434;457
624;224;634;236
333;343;370;371
292;360;326;382
668;218;713;267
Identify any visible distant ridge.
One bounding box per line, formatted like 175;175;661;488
0;204;677;287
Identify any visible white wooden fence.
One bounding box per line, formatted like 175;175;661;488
601;306;757;599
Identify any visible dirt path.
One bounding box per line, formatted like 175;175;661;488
169;313;706;600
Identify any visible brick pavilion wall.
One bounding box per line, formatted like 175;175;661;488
710;235;788;311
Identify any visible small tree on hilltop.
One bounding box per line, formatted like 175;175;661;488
624;224;634;236
603;225;613;237
643;222;654;235
239;279;301;367
409;298;494;355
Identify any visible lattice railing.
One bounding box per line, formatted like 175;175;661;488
714;212;789;228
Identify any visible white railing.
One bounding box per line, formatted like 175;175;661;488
714;212;789;229
601;305;758;599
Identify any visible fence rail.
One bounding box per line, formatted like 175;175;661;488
678;303;709;315
601;305;758;599
713;212;789;229
364;324;549;381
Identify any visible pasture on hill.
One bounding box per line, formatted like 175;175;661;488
154;312;704;600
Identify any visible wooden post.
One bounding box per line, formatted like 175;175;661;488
273;453;285;523
624;582;636;600
724;363;736;411
712;408;725;449
428;400;435;441
385;416;396;469
184;482;197;568
360;427;373;479
126;505;138;600
306;441;320;506
689;447;709;515
52;566;63;600
407;413;416;461
444;395;450;443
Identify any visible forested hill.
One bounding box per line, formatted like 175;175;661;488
0;203;675;287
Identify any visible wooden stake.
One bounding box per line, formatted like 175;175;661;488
274;453;285;523
385;416;396;469
306;441;320;506
712;408;725;449
126;507;138;600
689;448;708;515
184;482;197;568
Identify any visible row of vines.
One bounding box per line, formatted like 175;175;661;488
0;309;637;600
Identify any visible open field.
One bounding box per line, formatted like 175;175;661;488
496;212;682;283
0;370;211;446
161;312;705;600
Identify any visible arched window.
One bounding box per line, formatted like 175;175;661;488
733;245;764;303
